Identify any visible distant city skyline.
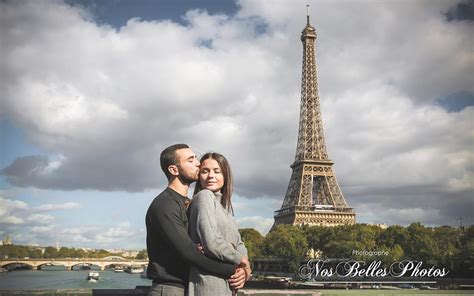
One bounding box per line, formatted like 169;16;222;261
1;234;144;252
1;0;472;249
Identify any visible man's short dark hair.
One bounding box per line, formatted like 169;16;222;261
160;143;189;180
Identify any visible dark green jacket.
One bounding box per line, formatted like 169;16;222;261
146;187;236;287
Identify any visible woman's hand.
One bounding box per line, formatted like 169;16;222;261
229;267;246;289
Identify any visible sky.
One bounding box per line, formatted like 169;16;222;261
0;0;473;250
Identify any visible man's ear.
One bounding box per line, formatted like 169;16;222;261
168;165;179;177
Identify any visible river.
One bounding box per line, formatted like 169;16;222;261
0;270;152;289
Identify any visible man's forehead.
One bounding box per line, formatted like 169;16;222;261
176;148;195;159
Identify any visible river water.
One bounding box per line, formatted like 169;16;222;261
0;270;152;289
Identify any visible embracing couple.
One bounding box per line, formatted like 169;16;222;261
146;144;251;296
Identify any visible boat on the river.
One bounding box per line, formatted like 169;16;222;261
125;265;144;274
86;271;100;282
114;266;124;272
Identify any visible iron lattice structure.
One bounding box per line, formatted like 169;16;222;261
273;15;355;228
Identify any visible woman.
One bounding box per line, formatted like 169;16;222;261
188;152;251;296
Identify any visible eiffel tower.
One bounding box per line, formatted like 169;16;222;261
273;12;355;228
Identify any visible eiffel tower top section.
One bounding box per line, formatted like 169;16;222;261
294;12;330;165
302;14;317;40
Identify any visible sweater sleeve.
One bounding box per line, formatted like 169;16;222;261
194;190;243;265
232;217;248;258
154;197;236;277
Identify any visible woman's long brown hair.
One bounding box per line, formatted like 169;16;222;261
193;152;233;211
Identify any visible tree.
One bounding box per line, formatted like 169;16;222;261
432;226;461;271
6;246;20;259
136;249;148;260
239;228;264;259
458;237;474;278
71;248;86;259
17;246;29;258
28;248;43;259
318;225;365;259
43;246;58;259
88;249;111;258
353;224;384;251
455;225;474;278
261;224;308;272
58;247;72;258
371;244;405;267
304;226;333;253
377;225;410;249
405;223;439;265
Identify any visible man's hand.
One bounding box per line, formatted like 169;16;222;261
239;257;252;280
196;243;204;254
243;265;252;281
228;267;246;289
240;257;250;268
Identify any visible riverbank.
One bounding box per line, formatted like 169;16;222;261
1;288;474;296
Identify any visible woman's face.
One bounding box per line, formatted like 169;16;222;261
199;158;224;193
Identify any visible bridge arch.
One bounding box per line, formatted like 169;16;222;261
0;259;148;271
70;262;102;270
38;262;68;270
2;262;33;270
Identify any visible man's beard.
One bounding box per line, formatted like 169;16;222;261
177;168;198;185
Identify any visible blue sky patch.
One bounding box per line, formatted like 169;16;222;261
436;91;474;112
0;118;43;171
445;0;474;22
66;0;238;28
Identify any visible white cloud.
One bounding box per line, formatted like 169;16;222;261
55;223;142;248
101;222;135;239
0;0;472;235
31;225;54;233
0;197;28;212
236;216;274;235
0;197;27;224
34;202;82;211
357;203;444;226
0;216;24;225
28;214;55;224
8;222;143;248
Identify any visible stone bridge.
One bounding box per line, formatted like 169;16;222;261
0;258;148;271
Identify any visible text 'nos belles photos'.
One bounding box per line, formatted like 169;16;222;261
299;259;449;279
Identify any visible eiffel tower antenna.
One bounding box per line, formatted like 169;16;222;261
306;4;311;27
272;8;356;229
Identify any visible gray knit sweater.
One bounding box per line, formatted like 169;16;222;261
188;189;248;296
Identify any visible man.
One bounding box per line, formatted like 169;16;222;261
146;144;248;296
